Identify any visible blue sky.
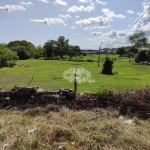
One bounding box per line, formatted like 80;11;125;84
0;0;150;49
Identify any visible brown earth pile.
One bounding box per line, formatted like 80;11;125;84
0;86;150;119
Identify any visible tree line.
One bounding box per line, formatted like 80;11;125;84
0;36;82;68
0;33;150;68
43;36;81;60
116;32;150;62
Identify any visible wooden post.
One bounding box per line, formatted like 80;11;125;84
74;70;77;94
98;47;101;66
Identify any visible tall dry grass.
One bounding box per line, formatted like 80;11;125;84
0;105;150;150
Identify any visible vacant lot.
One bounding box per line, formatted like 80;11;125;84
0;55;150;150
0;55;150;92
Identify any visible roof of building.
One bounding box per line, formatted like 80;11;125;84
139;48;149;51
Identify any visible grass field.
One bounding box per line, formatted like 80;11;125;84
0;54;150;92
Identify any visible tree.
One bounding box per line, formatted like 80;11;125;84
67;45;75;60
73;46;81;56
101;57;113;74
44;40;55;59
137;50;148;62
17;47;31;60
128;46;138;53
44;36;81;60
53;41;61;59
116;47;125;56
57;36;69;58
7;40;35;59
129;32;148;49
35;45;45;58
0;44;18;68
146;49;150;61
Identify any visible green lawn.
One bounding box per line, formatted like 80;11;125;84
0;54;150;92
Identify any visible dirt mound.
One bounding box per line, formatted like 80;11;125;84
0;86;150;119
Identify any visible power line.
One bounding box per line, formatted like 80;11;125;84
112;6;150;47
126;6;150;34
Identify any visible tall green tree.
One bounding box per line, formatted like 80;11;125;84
67;45;81;60
146;49;150;61
53;41;61;59
7;40;35;59
57;36;69;58
73;45;81;56
35;45;45;58
116;47;125;57
44;40;55;59
129;32;148;49
67;45;75;60
128;46;138;53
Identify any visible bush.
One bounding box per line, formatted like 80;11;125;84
0;44;18;68
86;59;94;62
7;61;16;67
135;56;140;63
101;57;113;74
82;53;87;56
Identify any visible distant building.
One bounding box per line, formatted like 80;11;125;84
81;49;99;54
80;48;116;54
81;49;111;54
139;48;149;51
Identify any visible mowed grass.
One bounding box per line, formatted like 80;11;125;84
0;54;150;92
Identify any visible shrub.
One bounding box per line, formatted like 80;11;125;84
82;53;87;56
101;57;113;74
86;59;94;62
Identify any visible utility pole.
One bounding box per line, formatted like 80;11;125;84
112;48;113;60
98;47;101;66
91;52;92;64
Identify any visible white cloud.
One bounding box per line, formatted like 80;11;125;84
30;18;65;25
88;1;150;48
142;0;150;7
91;32;102;35
0;5;26;12
89;25;110;29
75;15;80;18
68;5;94;13
58;14;71;20
20;1;33;7
83;27;88;30
127;10;134;14
92;30;126;37
102;8;126;20
39;0;67;6
79;0;95;6
137;12;141;16
107;30;117;37
90;29;129;48
75;16;108;27
79;0;89;2
139;23;150;33
128;3;150;36
83;24;110;30
71;26;76;29
96;0;106;5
